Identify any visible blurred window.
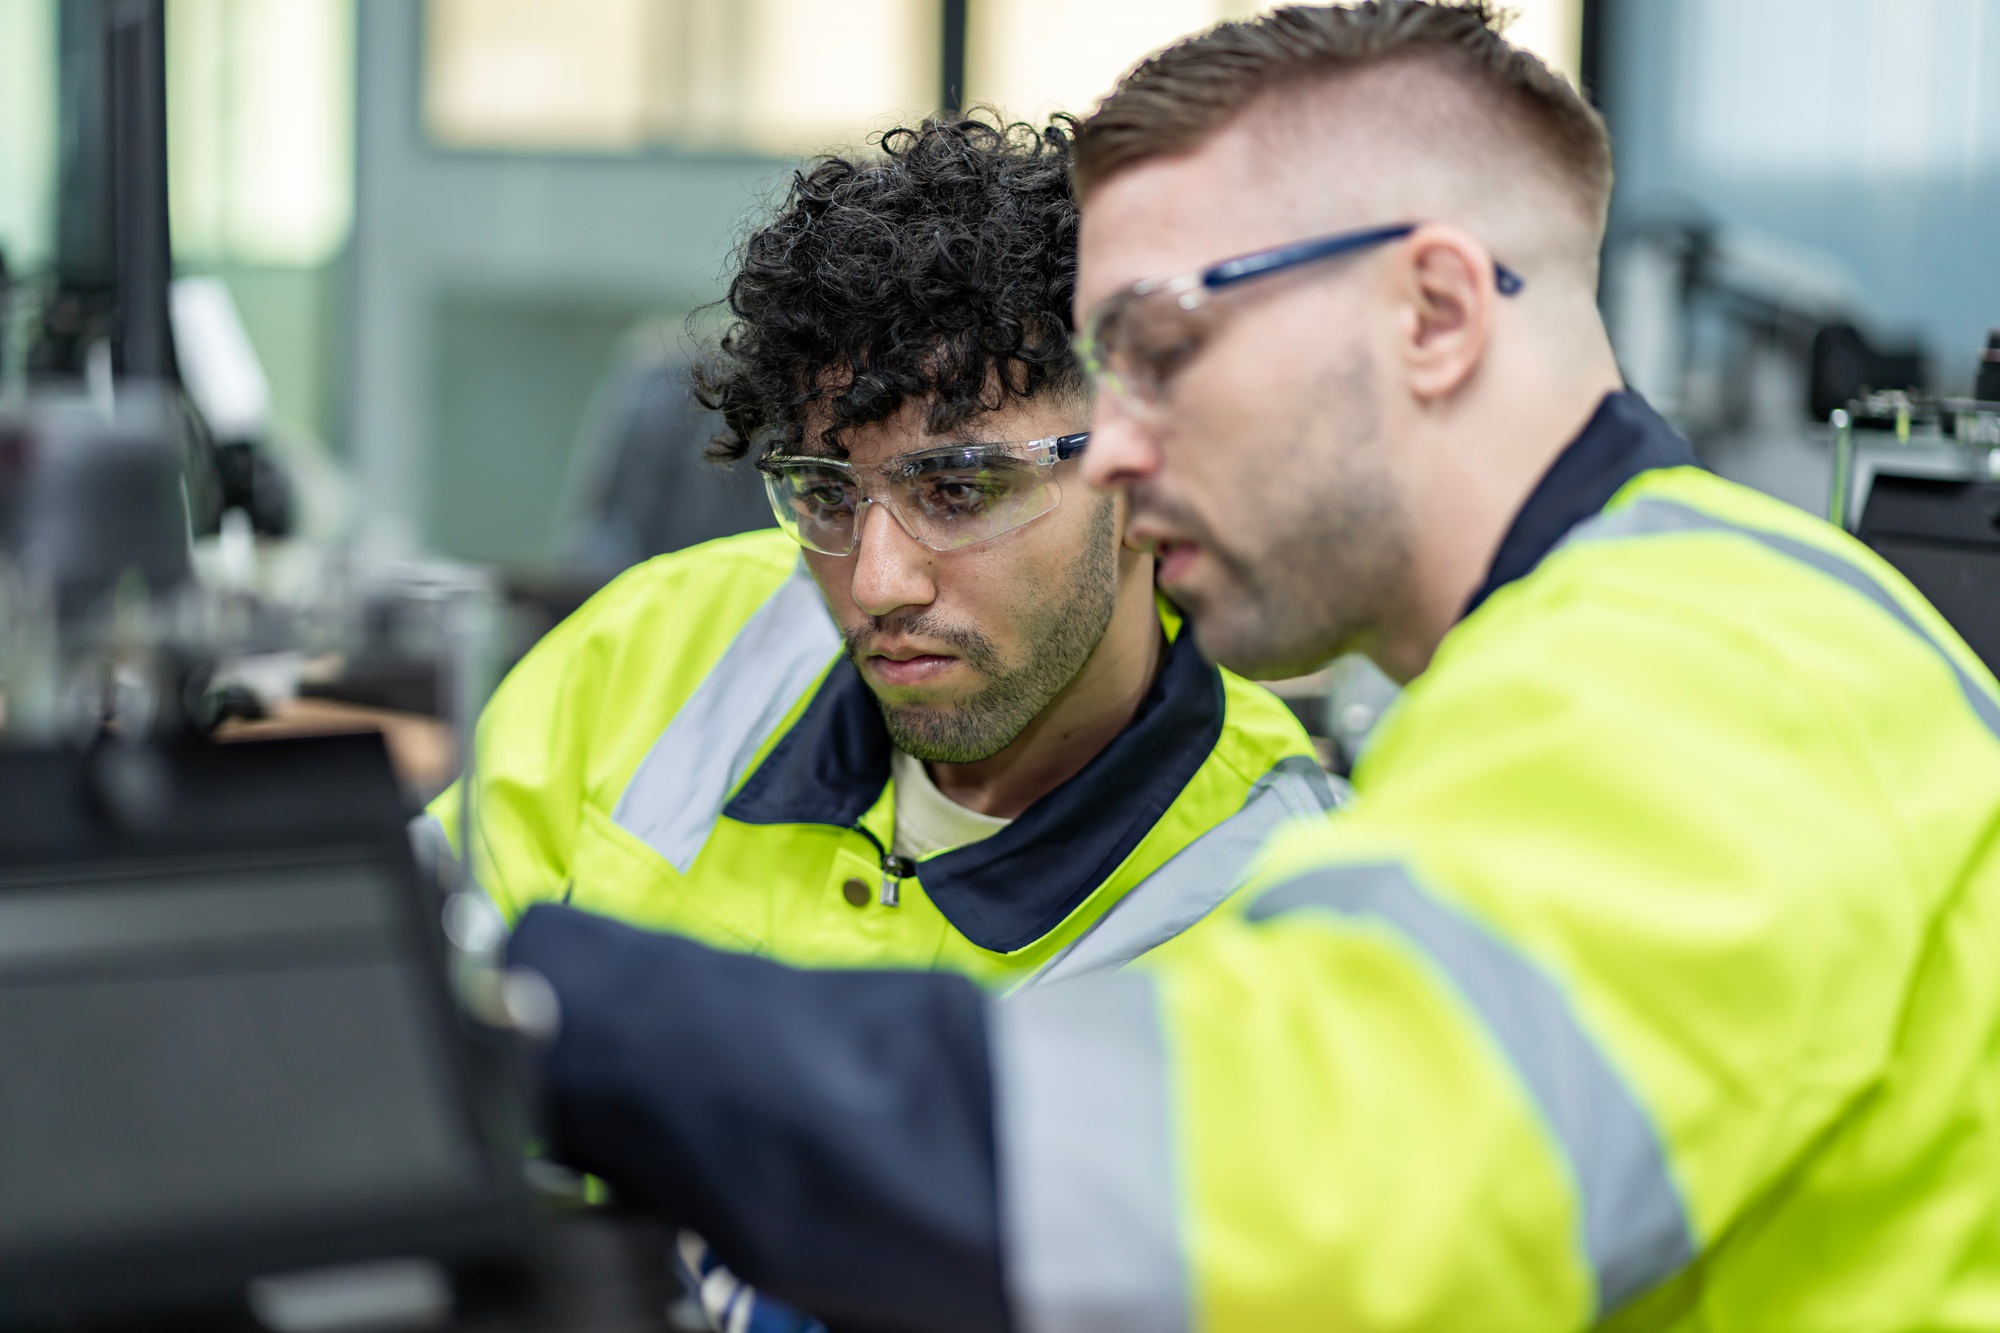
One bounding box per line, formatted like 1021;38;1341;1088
423;0;940;157
1673;0;1997;180
1601;0;2000;396
167;0;355;266
967;0;1265;122
424;0;1580;155
968;0;1581;122
0;0;58;273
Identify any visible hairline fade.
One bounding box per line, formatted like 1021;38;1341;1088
1072;1;1612;231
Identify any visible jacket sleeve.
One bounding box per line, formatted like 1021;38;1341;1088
428;603;599;919
508;905;1009;1333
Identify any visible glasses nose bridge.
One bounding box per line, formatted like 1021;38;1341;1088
850;490;930;555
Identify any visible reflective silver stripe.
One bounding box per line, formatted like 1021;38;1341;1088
1568;496;2000;741
611;562;840;872
1026;755;1346;990
991;972;1189;1333
406;812;455;880
1247;863;1694;1315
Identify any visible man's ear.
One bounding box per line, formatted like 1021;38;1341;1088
1392;223;1495;403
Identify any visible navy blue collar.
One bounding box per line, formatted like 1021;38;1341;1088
1461;391;1700;620
724;627;1224;954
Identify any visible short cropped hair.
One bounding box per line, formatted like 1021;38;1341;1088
694;114;1083;462
1074;1;1611;223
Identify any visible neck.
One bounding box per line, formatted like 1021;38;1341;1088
1372;319;1624;683
927;551;1164;819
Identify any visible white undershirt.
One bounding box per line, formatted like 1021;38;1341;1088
890;748;1013;860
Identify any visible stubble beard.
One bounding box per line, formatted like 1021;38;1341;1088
850;495;1122;764
1168;347;1414;679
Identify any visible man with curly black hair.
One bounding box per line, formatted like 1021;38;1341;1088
429;105;1329;1197
425;112;1334;1327
432;111;1330;982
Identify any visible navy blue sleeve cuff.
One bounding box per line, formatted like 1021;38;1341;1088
508;904;1009;1333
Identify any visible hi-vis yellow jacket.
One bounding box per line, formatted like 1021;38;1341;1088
429;528;1334;991
986;393;2000;1332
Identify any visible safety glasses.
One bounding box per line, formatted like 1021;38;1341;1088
1074;221;1525;420
758;431;1090;556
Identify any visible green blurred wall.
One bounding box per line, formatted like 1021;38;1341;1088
430;294;667;564
178;259;344;450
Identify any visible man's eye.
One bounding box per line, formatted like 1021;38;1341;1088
921;475;1002;515
797;480;853;510
1137;328;1204;382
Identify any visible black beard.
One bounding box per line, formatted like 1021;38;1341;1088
850;496;1121;764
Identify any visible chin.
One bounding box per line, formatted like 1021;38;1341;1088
1189;609;1340;681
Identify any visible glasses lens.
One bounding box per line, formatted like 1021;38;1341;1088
1123;289;1210;405
763;461;860;555
1085;286;1210;415
888;445;1060;551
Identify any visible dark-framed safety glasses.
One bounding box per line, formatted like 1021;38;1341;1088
757;431;1091;556
1074;221;1525;418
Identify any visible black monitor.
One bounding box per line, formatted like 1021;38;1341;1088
1857;473;2000;675
44;0;174;381
0;735;533;1328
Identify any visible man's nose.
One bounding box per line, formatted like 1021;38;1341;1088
849;502;938;619
1079;397;1165;493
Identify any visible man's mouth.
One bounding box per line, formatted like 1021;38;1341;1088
862;644;963;687
1152;538;1202;585
1130;524;1202;585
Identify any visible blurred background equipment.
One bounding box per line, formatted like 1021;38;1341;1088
0;734;538;1331
0;10;554;1327
1826;340;2000;677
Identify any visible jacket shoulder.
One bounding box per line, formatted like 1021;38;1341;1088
531;530;804;674
569;529;802;636
480;529;819;761
1211;666;1321;788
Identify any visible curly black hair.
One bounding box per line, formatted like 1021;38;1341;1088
693;112;1083;462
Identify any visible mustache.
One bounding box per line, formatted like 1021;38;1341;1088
844;611;1003;675
1125;483;1214;548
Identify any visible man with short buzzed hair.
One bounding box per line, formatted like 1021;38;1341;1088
1071;1;1625;683
501;6;2000;1331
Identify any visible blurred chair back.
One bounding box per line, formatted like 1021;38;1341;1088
557;352;772;582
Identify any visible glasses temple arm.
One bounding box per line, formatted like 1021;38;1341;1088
1203;223;1526;297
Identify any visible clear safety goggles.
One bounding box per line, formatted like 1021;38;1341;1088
1074;221;1525;420
757;431;1091;556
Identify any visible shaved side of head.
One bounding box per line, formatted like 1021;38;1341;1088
1236;57;1607;289
1075;2;1613;288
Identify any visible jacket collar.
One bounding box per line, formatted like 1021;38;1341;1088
724;625;1224;954
1462;390;1700;620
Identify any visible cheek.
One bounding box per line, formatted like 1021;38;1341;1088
947;526;1077;643
802;552;862;624
1159;330;1305;486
